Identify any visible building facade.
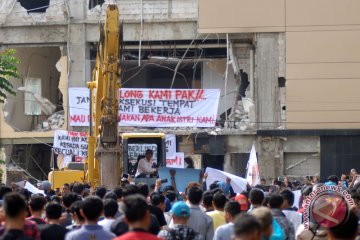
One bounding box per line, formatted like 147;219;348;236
0;0;357;184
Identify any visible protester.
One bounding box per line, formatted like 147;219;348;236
327;210;358;240
213;201;241;240
206;192;227;230
66;201;84;230
149;192;167;228
280;189;302;231
98;199;118;232
183;186;214;240
251;207;275;240
27;194;47;225
158;201;202;240
248;188;265;212
65;196;115;240
38;202;68;240
232;214;262;240
202;191;214;212
61;184;70;195
60;193;79;227
135;149;157;178
114;194;162;240
267;193;295;240
1;192;31;240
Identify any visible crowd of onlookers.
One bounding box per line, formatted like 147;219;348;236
0;169;359;240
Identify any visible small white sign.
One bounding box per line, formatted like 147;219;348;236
166;134;176;159
166;152;184;168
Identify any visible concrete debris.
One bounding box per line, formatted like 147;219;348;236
35;110;64;131
17;87;56;115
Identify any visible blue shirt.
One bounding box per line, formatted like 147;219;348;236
65;224;116;240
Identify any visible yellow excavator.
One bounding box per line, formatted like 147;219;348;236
49;4;166;189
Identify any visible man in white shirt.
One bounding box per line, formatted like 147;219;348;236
214;201;241;240
135;149;157;178
280;189;302;232
98;199;118;232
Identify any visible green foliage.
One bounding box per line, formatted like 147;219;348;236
0;49;20;103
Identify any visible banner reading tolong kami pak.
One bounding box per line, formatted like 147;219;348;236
69;88;220;127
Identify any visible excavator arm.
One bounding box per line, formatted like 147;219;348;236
87;4;121;188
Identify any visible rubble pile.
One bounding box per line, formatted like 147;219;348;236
35;110;64;131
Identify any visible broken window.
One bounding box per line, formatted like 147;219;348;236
18;0;50;13
2;46;64;132
89;0;105;10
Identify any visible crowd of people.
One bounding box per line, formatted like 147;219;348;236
0;169;359;240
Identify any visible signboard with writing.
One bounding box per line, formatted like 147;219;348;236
68;88;220;127
127;144;158;164
166;134;176;159
53;130;88;158
68;88;90;126
166;152;184;168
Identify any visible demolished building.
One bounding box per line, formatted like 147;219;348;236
2;0;357;184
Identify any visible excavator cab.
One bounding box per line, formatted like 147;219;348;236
122;133;166;178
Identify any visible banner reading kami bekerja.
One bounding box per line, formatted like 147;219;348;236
69;88;220;127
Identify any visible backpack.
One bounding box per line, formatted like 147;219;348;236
168;227;197;240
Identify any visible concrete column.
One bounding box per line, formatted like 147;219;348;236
255;33;280;130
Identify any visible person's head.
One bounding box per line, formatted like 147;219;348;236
184;157;194;168
103;199;118;219
202;191;214;211
328;211;358;240
327;175;339;185
233;214;262;240
62;192;80;209
45;202;63;221
302;185;313;198
187;186;203;205
3;193;27;223
267;193;283;209
104;191;117;201
251;207;273;238
145;149;153;161
61;183;70;194
304;176;311;185
213;192;227;211
70;200;85;224
249;188;265;207
350;169;357;176
0;186;12;200
171;201;190;225
72;182;84;195
260;179;266;186
122;184;139;198
81;196;103;222
165;190;176;203
150;192;166;212
113;187;123;201
137;183;149;198
280;189;294;209
224;201;241;223
95;186;107;199
41;181;52;192
123;194;150;229
29;194;47;213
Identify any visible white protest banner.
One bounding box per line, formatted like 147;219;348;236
166;152;184;168
68;88;220;127
53;130;88;158
205;167;248;193
246;144;260;186
293;190;301;209
68;88;90;126
24;182;44;195
166;134;176;159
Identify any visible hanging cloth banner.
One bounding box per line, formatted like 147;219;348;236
68;88;220;127
246;144;260;186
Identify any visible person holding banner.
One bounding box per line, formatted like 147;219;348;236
135;149;158;178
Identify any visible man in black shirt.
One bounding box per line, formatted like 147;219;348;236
38;202;68;240
0;192;33;240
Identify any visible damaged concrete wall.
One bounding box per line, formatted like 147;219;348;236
0;55;68;139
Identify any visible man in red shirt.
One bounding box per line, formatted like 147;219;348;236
114;194;162;240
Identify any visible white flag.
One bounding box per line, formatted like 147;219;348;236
246;144;260;186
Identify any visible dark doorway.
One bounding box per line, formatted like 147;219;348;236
320;136;360;181
202;154;224;171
